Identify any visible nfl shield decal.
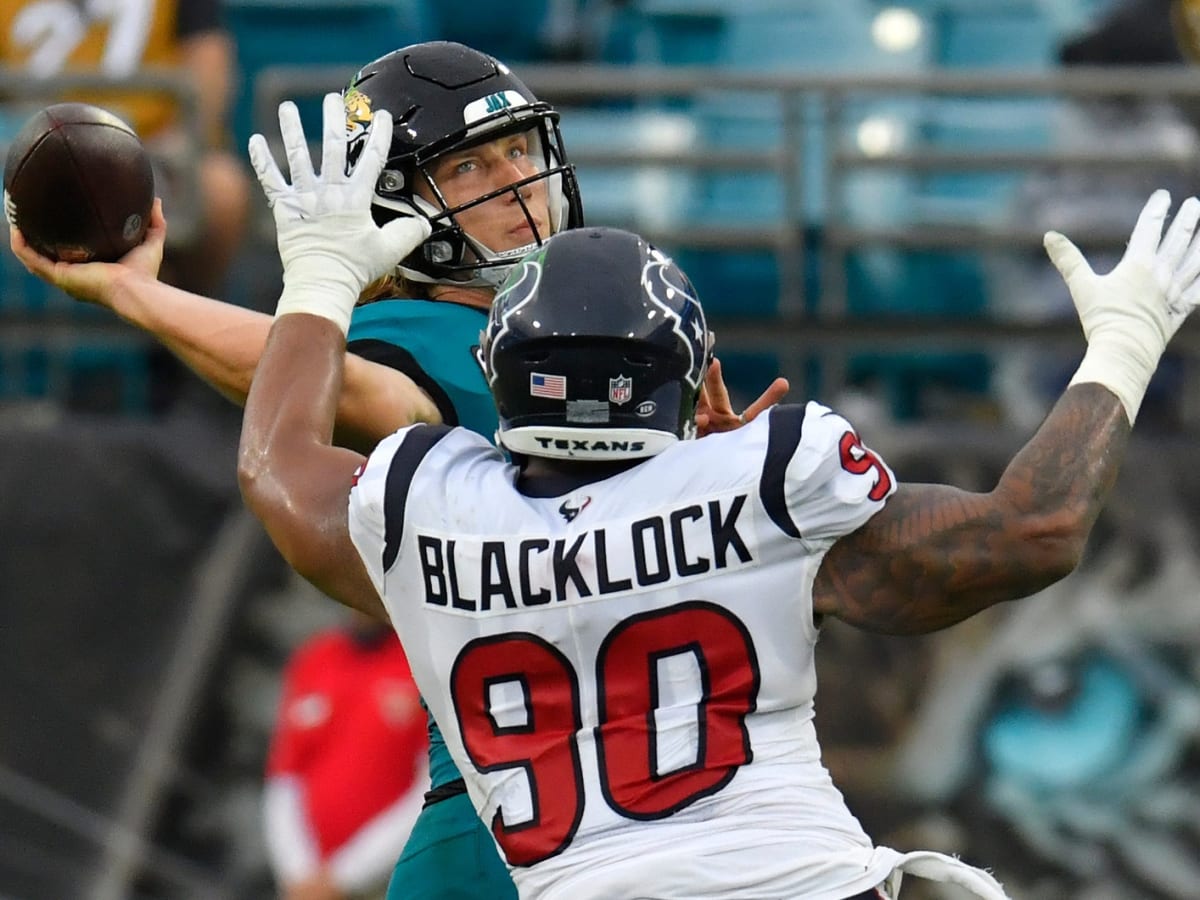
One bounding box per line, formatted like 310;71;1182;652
609;375;632;404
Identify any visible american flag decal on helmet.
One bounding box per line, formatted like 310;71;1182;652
530;372;566;399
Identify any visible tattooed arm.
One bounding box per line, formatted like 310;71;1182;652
814;383;1127;634
814;188;1200;635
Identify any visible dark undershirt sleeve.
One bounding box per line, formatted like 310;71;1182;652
347;338;460;427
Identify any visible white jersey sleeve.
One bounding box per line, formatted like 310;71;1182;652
347;424;454;599
761;401;896;549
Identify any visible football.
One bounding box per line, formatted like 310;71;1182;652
3;102;155;263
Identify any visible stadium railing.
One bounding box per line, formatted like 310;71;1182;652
253;63;1200;419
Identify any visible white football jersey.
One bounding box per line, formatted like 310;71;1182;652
349;401;902;899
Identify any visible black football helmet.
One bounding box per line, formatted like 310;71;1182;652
342;41;583;288
480;227;713;461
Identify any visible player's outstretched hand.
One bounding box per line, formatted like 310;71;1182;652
695;357;789;436
248;92;431;333
1044;188;1200;423
8;197;166;305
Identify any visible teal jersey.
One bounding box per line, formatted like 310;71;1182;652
348;297;494;790
348;298;497;440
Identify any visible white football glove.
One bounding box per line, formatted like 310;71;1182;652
248;92;431;335
1045;188;1200;424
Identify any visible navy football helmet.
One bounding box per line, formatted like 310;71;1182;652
343;41;583;288
480;227;713;460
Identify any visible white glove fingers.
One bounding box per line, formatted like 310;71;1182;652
1177;272;1200;311
277;101;315;192
320;93;348;181
1044;231;1092;284
357;109;394;189
269;99;422;335
247;133;288;203
1157;195;1200;273
1172;218;1200;287
1126;188;1172;260
379;216;433;264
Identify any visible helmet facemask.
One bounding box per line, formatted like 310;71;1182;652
340;43;583;290
364;108;580;288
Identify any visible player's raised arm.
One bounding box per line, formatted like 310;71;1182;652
238;94;431;618
815;189;1200;634
8;144;437;454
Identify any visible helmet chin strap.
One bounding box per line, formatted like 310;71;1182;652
466;237;538;288
396;243;530;290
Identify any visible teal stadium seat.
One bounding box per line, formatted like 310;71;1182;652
908;0;1077;224
560;106;699;232
867;0;1090;224
913;95;1057;227
711;348;787;414
427;0;564;62
224;0;433;150
630;2;932;402
676;1;929;324
702;0;930;225
620;0;733;66
0;327;154;415
869;0;1111;417
686;0;1017;417
928;0;1063;69
843;248;993;419
842;2;1088;417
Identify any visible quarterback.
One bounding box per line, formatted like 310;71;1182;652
9;43;785;900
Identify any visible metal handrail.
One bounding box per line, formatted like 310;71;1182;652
250;62;1200;302
248;63;1200;411
252;62;1200;273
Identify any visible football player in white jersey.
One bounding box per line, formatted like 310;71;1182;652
237;95;1200;899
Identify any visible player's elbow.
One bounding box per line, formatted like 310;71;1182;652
237;450;302;564
1010;507;1088;591
236;441;271;516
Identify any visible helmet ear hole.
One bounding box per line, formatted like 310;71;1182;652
377;169;405;193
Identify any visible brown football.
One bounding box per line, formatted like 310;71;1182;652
3;102;155;263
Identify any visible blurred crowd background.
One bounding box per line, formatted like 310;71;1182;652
2;1;1200;898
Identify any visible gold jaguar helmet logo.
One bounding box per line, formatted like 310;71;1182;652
344;86;373;140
